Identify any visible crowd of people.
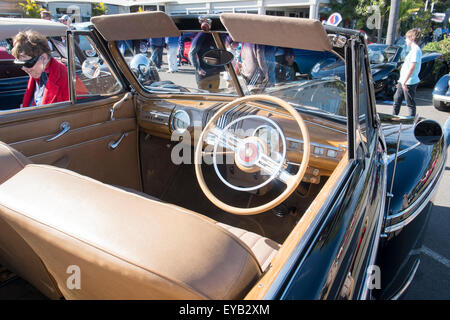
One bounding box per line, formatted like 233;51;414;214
13;10;423;114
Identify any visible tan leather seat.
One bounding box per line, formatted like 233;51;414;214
0;142;280;299
0;142;62;299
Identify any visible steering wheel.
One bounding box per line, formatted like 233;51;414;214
194;94;310;215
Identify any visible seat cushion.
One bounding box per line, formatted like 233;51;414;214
216;223;280;272
0;142;62;299
0;164;265;299
0;141;31;184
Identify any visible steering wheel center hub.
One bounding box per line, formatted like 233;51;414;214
235;137;267;172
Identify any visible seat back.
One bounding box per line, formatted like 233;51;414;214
0;164;262;299
0;142;62;299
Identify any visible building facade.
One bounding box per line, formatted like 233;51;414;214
5;0;328;21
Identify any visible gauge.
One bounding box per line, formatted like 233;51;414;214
171;110;190;134
252;125;280;154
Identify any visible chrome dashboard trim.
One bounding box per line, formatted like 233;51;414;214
286;137;342;152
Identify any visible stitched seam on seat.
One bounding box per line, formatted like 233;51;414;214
215;223;263;273
0;215;64;299
0;203;210;300
220;245;251;299
0;145;29;168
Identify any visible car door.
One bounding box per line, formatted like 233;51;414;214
270;39;385;300
0;29;141;191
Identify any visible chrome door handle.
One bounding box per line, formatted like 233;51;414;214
46;122;70;142
108;132;128;150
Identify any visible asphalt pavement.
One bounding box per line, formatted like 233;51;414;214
376;88;450;300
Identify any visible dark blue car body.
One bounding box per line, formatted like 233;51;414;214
432;73;450;110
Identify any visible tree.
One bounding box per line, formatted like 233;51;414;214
92;2;108;17
327;0;361;28
18;0;43;18
432;0;450;13
397;0;421;35
356;0;390;42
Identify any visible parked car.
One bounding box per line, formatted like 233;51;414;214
0;45;27;110
0;12;448;301
432;73;450;110
311;43;449;99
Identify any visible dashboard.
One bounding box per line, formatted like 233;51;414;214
137;96;348;184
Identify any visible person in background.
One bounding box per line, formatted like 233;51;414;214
265;45;277;85
393;28;422;117
189;19;224;92
275;48;297;83
58;15;74;30
239;43;269;89
178;33;194;65
165;36;179;73
40;10;52;21
150;37;165;70
11;30;86;108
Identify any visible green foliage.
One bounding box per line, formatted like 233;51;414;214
432;0;450;13
423;36;450;61
18;0;43;18
398;0;433;35
327;0;360;27
92;2;108;17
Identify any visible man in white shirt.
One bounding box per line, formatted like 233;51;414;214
393;28;422;117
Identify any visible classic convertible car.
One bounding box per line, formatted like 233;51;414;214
0;12;448;300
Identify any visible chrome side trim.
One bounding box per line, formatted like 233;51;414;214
359;151;388;300
391;259;420;300
433;94;450;103
385;153;446;234
386;142;420;164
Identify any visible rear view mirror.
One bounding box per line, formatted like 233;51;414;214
202;49;234;66
414;119;443;145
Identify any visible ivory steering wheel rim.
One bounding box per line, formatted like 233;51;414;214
194;94;310;215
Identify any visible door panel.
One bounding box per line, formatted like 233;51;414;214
0;94;141;191
30;130;139;189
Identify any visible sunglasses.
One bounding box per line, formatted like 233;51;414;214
14;55;40;68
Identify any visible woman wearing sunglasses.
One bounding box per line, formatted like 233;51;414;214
11;30;70;108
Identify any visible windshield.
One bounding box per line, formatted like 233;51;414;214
116;32;345;120
368;45;398;64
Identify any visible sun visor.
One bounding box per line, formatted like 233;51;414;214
91;11;180;41
220;13;332;52
0;18;68;40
